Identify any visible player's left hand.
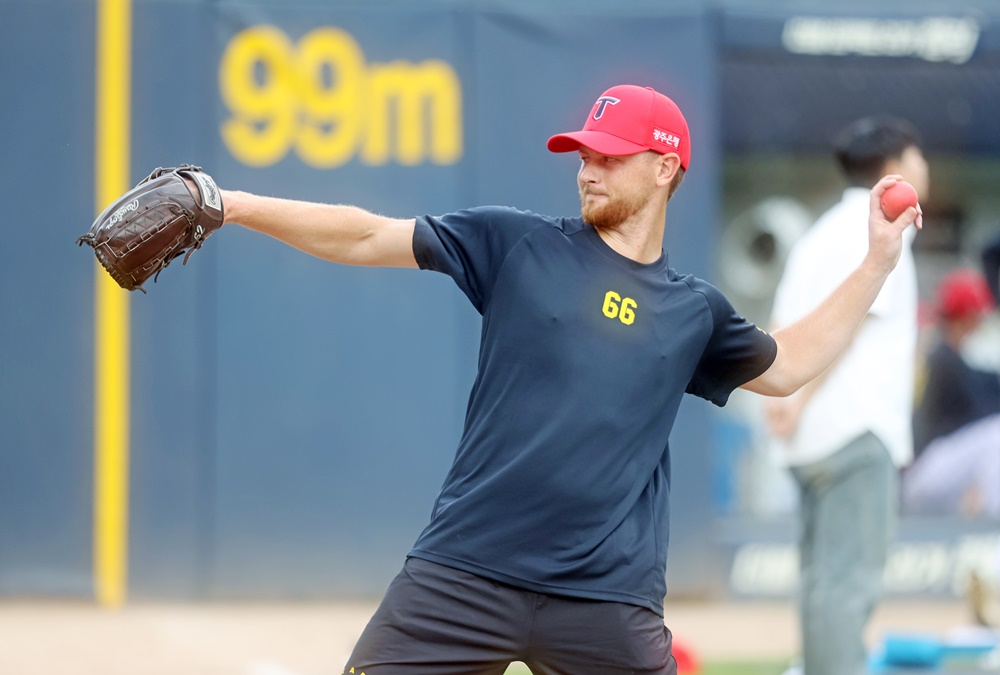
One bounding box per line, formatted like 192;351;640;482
867;174;922;274
77;164;224;292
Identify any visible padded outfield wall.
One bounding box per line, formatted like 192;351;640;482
5;0;1000;604
1;0;722;601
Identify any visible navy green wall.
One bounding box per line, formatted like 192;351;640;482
10;0;998;601
0;0;96;597
1;0;721;599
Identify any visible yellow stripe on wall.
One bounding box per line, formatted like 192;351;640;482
94;0;132;608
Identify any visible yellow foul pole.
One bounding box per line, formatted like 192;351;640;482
93;0;132;608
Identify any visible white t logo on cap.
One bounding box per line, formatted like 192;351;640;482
593;96;620;120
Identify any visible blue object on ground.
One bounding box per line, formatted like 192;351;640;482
877;631;998;670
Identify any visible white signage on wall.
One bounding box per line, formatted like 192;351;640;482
730;533;1000;597
782;16;981;65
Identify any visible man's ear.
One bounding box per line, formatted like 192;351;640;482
656;153;682;187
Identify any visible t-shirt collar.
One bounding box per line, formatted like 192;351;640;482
582;222;669;273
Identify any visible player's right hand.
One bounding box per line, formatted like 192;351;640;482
867;174;922;274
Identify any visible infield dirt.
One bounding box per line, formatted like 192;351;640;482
0;598;976;675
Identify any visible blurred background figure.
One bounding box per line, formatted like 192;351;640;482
903;268;1000;517
960;230;1000;377
765;116;927;675
983;232;1000;303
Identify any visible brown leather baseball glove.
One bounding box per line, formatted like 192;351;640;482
77;165;224;292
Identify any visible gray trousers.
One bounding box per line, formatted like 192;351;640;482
790;432;896;675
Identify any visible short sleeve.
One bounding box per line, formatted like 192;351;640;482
684;278;778;406
413;206;550;314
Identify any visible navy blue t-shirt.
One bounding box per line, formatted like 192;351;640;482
409;206;776;615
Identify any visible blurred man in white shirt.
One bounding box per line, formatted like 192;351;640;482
767;116;928;675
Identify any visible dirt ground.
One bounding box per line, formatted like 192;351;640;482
0;598;977;675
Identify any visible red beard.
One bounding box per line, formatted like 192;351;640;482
579;187;645;229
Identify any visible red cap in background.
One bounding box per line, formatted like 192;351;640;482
936;269;995;320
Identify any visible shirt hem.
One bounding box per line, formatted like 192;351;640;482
407;549;665;617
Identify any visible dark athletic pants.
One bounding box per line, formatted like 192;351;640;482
344;557;677;675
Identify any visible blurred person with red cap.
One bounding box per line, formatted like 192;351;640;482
902;269;1000;517
217;84;919;674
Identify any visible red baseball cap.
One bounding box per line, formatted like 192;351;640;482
547;84;691;170
936;269;995;320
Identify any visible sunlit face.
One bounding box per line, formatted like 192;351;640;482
577;148;659;229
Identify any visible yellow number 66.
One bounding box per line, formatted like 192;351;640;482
602;291;637;326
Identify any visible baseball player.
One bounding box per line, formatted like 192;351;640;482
217;85;920;674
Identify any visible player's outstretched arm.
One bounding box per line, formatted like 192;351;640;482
221;190;418;269
742;175;922;397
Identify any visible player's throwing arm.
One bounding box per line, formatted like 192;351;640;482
741;174;922;397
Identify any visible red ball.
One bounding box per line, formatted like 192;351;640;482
881;181;919;220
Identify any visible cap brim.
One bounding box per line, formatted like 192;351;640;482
546;130;649;156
